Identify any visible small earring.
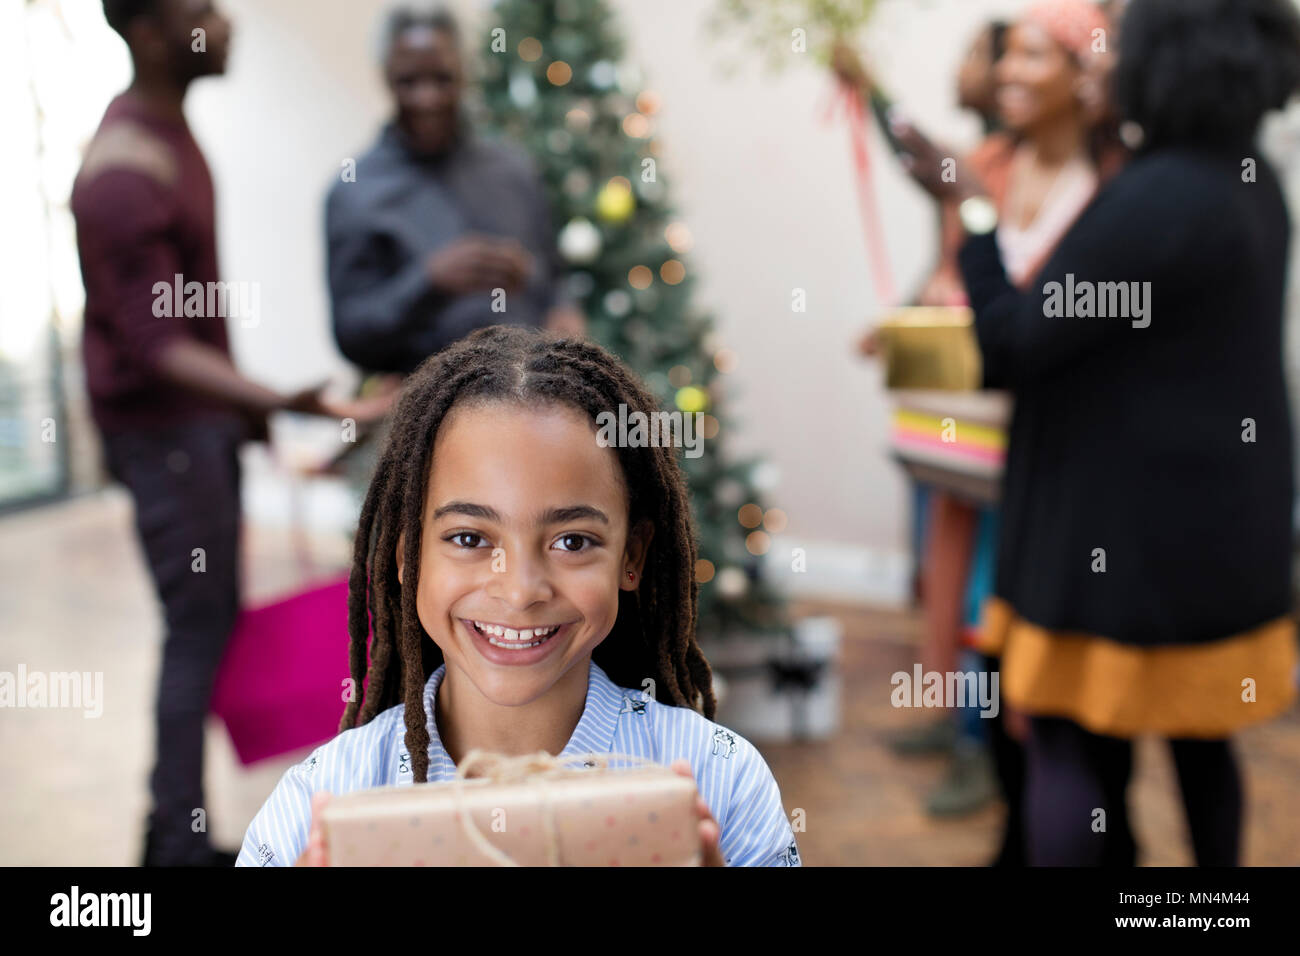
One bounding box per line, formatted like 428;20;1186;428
626;570;636;583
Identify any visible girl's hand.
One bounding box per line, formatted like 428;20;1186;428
856;326;882;359
917;268;969;309
669;759;725;867
293;791;333;866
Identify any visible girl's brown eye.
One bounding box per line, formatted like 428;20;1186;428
556;534;591;553
449;532;485;548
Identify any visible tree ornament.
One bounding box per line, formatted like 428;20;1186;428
595;177;635;223
558;217;602;264
675;385;709;414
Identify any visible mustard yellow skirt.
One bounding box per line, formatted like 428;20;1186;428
978;597;1298;739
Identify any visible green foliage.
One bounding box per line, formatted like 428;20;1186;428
706;0;881;73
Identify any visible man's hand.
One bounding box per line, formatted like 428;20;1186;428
428;235;534;296
281;380;397;426
281;380;332;416
329;384;399;426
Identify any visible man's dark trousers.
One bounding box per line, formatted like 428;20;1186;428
102;414;246;865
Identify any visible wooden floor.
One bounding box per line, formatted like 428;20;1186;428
1;489;1297;865
765;602;1300;866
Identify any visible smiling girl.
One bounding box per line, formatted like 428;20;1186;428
236;326;800;867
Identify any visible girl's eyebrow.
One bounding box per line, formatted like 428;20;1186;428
432;502;610;525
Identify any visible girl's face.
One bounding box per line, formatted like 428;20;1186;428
995;21;1083;134
397;400;653;708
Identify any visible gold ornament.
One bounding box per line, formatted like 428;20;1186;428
595;177;635;223
675;385;709;414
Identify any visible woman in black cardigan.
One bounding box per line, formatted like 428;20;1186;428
900;0;1300;865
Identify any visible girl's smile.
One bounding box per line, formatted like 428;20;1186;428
459;618;578;665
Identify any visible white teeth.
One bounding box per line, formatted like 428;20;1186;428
489;635;547;649
471;621;561;643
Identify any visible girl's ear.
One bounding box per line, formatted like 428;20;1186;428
396;531;405;586
621;518;655;590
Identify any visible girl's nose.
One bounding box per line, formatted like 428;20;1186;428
484;549;553;608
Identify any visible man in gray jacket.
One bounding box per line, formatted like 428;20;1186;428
326;5;584;375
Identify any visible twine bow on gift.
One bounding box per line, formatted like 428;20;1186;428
448;749;665;867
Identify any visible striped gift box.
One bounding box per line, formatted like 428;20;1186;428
889;392;1011;503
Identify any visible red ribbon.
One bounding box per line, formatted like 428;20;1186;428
825;80;898;307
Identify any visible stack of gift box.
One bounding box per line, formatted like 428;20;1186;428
875;306;1010;504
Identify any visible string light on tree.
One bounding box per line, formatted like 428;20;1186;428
623;113;650;138
563;168;591;198
602;289;632;317
546;60;573;85
589;59;617;89
665;222;693;252
715;566;749;599
627;265;652;290
565;107;592;132
660;259;685;285
517;36;542;61
738;503;764;529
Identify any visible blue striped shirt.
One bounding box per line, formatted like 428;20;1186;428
236;659;801;867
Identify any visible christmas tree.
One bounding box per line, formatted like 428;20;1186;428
472;0;787;641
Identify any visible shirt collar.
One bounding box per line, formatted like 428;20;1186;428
416;658;626;781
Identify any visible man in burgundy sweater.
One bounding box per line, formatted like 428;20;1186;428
73;0;389;866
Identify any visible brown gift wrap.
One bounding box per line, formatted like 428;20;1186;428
320;750;702;867
876;306;982;391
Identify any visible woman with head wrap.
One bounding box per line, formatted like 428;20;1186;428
837;0;1124;865
905;0;1300;865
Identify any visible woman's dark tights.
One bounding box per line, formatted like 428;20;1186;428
1024;716;1242;866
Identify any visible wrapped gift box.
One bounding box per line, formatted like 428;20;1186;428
877;306;982;391
321;758;701;867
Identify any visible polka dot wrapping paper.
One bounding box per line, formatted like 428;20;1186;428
321;765;702;866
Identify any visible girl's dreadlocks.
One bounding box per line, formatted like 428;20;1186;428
337;325;716;783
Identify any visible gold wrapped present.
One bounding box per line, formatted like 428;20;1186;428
877;306;982;391
321;750;701;867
